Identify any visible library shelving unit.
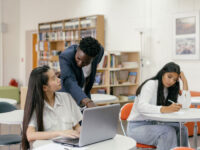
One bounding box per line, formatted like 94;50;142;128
91;51;140;101
38;15;104;71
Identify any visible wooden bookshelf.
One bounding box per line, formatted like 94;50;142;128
91;51;140;101
38;15;104;71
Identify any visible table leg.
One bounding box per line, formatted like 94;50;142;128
194;122;198;149
193;104;198;149
179;122;182;146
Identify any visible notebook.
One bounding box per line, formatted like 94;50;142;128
53;104;120;147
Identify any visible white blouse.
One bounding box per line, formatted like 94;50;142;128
127;80;191;121
29;92;82;131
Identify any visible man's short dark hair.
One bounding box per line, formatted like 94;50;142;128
79;37;101;57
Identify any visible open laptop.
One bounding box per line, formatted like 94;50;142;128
53;104;120;147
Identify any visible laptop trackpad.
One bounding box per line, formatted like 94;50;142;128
53;137;79;146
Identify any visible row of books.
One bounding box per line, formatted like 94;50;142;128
39;17;96;32
80;29;96;39
52;23;63;31
39;29;96;41
49;61;60;71
51;50;62;56
38;60;60;71
65;40;79;48
96;88;106;94
110;71;137;85
98;55;108;68
38;60;49;66
39;41;50;51
65;20;79;30
80;17;96;28
94;72;105;86
65;31;79;41
110;72;119;85
39;40;78;51
110;54;121;68
39;51;50;59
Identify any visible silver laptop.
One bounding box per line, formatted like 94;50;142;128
53;104;120;147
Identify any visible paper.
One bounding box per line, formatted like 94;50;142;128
34;143;87;150
171;109;185;115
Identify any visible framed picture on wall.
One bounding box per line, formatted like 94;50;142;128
173;11;199;60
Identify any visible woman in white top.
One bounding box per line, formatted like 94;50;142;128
127;62;191;150
22;65;82;150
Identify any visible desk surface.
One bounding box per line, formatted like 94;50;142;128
0;110;23;125
0;98;17;105
33;134;136;150
91;94;118;104
142;108;200;122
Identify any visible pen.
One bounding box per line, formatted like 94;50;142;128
168;100;175;104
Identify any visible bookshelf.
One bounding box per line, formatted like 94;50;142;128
38;15;104;71
91;51;140;102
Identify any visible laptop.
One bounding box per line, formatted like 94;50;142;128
53;104;120;147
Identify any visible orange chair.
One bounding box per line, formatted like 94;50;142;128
184;91;200;136
120;103;156;149
172;147;195;150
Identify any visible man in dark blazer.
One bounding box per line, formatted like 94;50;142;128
59;37;104;107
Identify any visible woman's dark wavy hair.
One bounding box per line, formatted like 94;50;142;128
79;36;101;57
136;62;181;106
22;65;50;150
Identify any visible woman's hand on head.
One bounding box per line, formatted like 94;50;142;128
179;72;187;83
160;103;182;113
179;71;189;91
59;130;80;139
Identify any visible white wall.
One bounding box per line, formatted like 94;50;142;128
147;0;200;91
2;0;200;91
2;0;20;85
0;0;3;86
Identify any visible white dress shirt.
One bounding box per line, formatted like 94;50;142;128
127;80;191;121
82;63;92;91
29;92;82;131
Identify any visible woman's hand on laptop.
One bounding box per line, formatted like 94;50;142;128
59;130;80;139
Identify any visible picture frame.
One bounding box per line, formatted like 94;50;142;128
173;11;199;60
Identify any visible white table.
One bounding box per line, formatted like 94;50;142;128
142;108;200;149
33;134;136;150
0;110;24;125
91;94;118;105
0;98;17;106
191;97;200;148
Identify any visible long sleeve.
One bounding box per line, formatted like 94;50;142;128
59;53;88;105
177;90;191;108
136;80;162;114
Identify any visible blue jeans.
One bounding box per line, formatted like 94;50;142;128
127;121;188;150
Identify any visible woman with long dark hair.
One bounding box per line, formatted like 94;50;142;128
22;65;82;150
127;62;191;150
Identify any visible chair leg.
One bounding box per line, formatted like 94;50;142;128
119;119;127;136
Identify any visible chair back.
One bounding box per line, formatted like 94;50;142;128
190;91;200;97
0;102;17;113
120;102;157;149
171;147;195;150
120;103;134;120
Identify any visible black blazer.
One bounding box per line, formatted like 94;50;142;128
59;45;104;105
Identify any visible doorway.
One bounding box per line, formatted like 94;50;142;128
25;30;37;86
